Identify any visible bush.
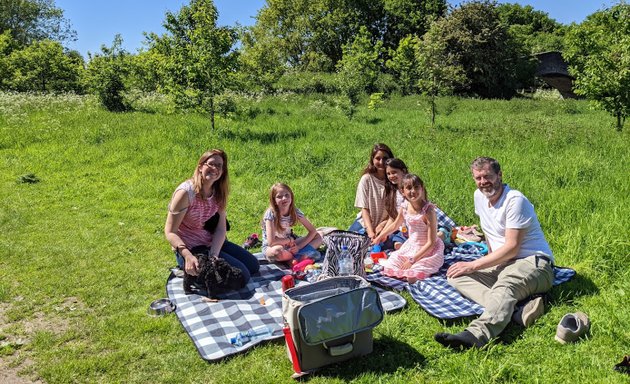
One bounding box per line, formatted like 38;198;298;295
373;73;399;96
275;71;340;94
97;69;128;112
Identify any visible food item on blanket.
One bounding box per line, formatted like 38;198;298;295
292;258;314;273
364;255;374;271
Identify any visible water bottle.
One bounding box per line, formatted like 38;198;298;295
338;245;353;276
230;325;274;347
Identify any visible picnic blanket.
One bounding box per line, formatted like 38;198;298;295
166;257;407;362
366;245;576;319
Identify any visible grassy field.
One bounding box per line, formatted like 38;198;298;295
0;92;629;383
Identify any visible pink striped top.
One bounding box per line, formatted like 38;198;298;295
174;180;219;248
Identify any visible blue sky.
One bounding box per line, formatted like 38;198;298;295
56;0;617;58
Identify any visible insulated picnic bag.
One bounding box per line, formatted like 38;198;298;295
321;230;370;278
282;276;384;372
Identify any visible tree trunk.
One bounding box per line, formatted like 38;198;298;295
431;94;436;129
616;113;623;132
210;95;215;131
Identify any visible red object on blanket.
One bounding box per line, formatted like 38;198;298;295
291;258;314;273
281;275;295;292
370;251;387;264
283;325;302;373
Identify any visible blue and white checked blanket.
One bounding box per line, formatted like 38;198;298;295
166;255;407;362
367;246;576;319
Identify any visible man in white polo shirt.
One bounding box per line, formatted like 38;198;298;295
435;157;554;349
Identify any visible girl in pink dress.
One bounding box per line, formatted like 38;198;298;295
374;174;444;283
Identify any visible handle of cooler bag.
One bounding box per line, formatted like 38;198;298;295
323;334;355;356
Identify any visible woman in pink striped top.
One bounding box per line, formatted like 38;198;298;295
164;149;259;281
374;174;444;284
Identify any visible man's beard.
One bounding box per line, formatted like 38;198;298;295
480;181;502;199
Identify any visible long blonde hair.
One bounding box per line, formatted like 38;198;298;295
191;149;229;209
269;183;297;233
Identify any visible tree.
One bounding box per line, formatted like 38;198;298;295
416;24;467;128
147;0;238;130
0;30;16;88
564;3;630;131
0;0;75;46
386;34;422;95
86;35;130;112
238;25;286;93
245;0;446;74
336;26;383;118
496;3;566;53
382;0;447;52
128;49;167;93
431;0;530;98
4;38;83;92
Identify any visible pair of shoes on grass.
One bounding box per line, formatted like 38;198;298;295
555;312;590;344
455;225;483;242
242;233;261;249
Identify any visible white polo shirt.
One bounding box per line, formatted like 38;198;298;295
474;184;553;262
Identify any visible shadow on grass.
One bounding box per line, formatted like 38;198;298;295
548;272;599;305
220;128;306;144
365;117;382;125
304;335;426;381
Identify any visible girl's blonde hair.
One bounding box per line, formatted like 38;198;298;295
191;149;229;209
269;183;297;233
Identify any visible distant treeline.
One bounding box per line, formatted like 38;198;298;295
1;0;627;130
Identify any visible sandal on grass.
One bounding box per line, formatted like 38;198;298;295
242;233;261;249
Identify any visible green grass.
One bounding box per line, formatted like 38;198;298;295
1;92;629;383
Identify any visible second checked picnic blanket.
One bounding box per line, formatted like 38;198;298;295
367;245;576;319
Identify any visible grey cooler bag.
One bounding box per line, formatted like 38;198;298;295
282;276;384;372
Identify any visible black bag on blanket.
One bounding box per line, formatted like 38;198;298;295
183;246;245;298
321;230;370;278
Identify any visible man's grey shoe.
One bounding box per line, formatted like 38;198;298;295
555;312;590;344
512;296;545;327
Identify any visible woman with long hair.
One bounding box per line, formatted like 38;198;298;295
164;149;259;281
